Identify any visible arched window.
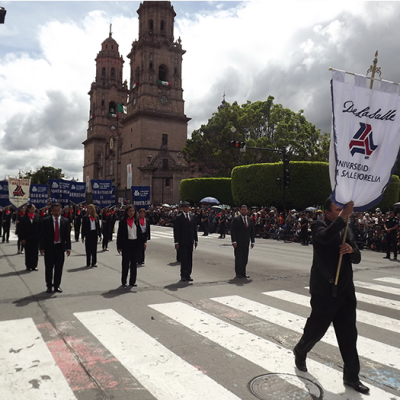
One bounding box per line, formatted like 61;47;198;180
160;20;165;31
111;67;115;77
101;67;106;76
109;101;116;114
158;64;168;81
148;19;153;30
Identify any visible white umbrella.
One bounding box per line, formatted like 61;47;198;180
200;197;220;204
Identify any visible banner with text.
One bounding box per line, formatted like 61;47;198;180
8;177;30;209
330;70;400;211
0;180;9;208
69;182;86;204
131;185;150;211
49;179;71;207
91;179;112;209
30;184;48;209
111;185;116;206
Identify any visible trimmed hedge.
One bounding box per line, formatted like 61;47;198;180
231;162;331;209
374;175;400;212
179;178;234;205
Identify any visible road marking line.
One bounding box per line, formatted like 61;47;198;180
354;281;400;296
374;277;400;286
263;290;400;334
149;301;397;399
356;292;400;311
0;318;76;400
74;309;240;400
212;295;400;376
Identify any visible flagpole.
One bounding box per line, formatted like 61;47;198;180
332;216;349;297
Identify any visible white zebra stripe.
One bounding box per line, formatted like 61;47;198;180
0;318;76;400
74;309;240;400
150;301;398;400
374;277;400;286
212;295;400;372
356;292;400;311
354;281;400;296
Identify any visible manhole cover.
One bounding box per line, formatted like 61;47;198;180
249;373;323;400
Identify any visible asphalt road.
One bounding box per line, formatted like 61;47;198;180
0;224;400;400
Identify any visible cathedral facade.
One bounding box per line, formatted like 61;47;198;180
83;1;189;205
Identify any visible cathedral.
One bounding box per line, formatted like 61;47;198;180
82;1;189;205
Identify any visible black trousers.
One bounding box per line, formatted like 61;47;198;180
102;227;109;249
386;234;397;258
234;244;249;276
179;244;193;278
25;240;39;270
2;223;10;242
44;244;65;289
85;231;98;266
121;239;139;285
74;220;81;241
137;233;147;264
202;221;208;235
295;291;360;382
219;224;226;238
301;230;309;245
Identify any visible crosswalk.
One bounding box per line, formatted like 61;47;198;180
1;277;400;399
150;226;222;241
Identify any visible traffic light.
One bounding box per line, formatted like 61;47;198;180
283;169;290;188
283;153;289;166
229;141;246;152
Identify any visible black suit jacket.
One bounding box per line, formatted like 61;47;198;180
19;213;42;242
117;218;143;250
81;216;102;239
40;216;71;252
173;212;198;246
231;215;255;246
309;217;361;297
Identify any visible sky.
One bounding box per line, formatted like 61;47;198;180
1;1;400;181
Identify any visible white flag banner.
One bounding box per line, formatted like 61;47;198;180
127;164;132;189
8;177;30;209
330;71;400;211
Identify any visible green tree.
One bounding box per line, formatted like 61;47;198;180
182;97;330;177
23;166;64;184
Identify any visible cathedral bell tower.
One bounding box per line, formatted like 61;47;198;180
120;1;189;205
83;25;128;186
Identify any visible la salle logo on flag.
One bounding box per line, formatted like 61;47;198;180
13;185;25;197
330;70;400;211
349;123;378;158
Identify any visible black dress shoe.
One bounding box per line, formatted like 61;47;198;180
383;256;390;259
293;347;307;372
243;275;250;278
121;284;128;288
343;380;370;394
46;288;52;293
187;277;193;281
129;283;137;287
180;278;188;282
32;267;38;271
55;287;63;293
92;265;97;268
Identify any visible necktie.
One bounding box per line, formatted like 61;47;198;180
54;218;59;242
244;217;248;228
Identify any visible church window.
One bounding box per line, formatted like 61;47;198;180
158;64;168;81
162;134;168;146
109;101;116;114
174;67;178;75
101;100;105;107
160;20;165;31
148;19;153;30
101;67;106;76
149;62;153;70
165;178;171;187
112;45;114;49
163;159;169;170
111;67;115;77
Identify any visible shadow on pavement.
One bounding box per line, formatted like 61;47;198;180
163;281;192;292
101;286;135;298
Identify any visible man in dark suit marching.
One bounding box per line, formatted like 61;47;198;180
40;203;71;293
20;204;42;271
174;201;198;282
231;205;255;279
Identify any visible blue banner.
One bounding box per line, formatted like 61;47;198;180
132;185;150;211
49;179;71;207
0;180;9;207
91;179;112;209
69;182;86;204
30;184;48;209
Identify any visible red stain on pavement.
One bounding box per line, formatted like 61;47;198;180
37;322;123;392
